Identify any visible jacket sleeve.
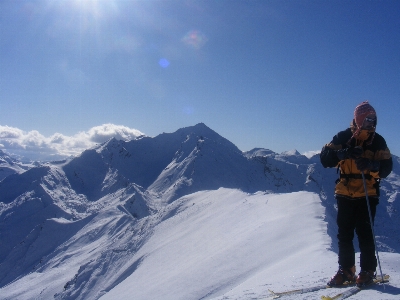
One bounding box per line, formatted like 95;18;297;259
379;156;392;178
373;134;393;178
320;129;350;168
320;145;340;168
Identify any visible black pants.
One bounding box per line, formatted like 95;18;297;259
336;195;379;271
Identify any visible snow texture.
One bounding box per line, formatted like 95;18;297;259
1;123;400;300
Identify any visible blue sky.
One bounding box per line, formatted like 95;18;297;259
1;0;399;158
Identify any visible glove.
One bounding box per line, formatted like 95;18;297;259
336;147;363;160
356;158;380;172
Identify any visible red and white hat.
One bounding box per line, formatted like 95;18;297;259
354;101;376;129
351;101;377;142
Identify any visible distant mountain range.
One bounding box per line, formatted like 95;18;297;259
0;149;38;182
1;123;399;299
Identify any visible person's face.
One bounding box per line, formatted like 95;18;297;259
362;114;376;130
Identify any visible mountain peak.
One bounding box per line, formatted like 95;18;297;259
281;149;301;156
177;122;214;135
244;148;276;158
193;122;209;129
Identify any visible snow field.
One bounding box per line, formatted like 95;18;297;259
100;189;331;300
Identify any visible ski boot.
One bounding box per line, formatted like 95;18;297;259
327;266;356;286
356;270;375;287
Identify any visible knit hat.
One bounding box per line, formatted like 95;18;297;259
351;101;377;142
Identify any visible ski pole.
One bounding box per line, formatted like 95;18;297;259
361;171;385;286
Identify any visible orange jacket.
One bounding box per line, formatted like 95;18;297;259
320;127;392;198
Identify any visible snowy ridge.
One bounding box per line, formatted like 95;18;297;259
1;123;400;300
0;149;35;182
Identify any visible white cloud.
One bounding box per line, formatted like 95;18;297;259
0;126;24;139
0;124;145;161
87;124;144;143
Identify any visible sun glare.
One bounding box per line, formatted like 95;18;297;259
71;0;118;19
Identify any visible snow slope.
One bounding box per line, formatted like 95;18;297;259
100;189;332;300
1;123;400;300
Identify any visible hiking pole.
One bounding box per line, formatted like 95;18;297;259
361;171;385;286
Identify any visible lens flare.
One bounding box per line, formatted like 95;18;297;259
182;30;208;49
159;58;170;68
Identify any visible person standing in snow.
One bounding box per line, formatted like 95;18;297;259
320;101;392;287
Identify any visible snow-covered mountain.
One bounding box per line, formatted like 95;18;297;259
1;123;399;300
0;150;37;182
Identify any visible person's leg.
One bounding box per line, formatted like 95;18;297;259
337;197;357;268
355;197;379;272
328;196;357;286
